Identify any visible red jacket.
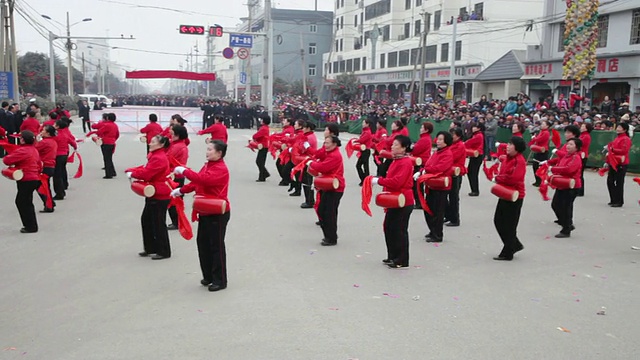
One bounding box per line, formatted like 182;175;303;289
36;137;58;168
579;132;591;159
3;144;42;181
400;127;409;137
20;117;40;134
200;123;228;143
411;133;432;165
140;122;163;144
93;121;119;145
39;119;56;133
424;146;453;176
181;159;231;212
301;131;318;157
308;147;345;192
495;153;526;199
550;152;582;189
449;140;467;176
167;140;189;179
357;127;374;149
529;129;550;151
373;128;388;146
384;129;403;151
607;133;631;165
55;128;77;156
464;131;484;156
128;149;172;200
252;124;270;148
378;156;415;207
280;125;295;141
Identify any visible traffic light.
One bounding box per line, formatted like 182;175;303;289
179;25;205;35
209;26;224;37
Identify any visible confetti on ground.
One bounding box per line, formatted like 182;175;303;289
364;252;372;255
453;296;459;301
3;347;16;351
597;307;606;315
309;249;317;255
353;284;360;288
355;255;362;258
632;246;640;250
412;296;420;301
372;296;381;299
382;292;399;298
575;299;581;302
571;273;577;277
197;309;203;313
594;265;603;268
544;236;551;240
413;265;423;269
557;327;571;333
531;298;541;302
432;243;440;247
328;307;339;311
601;275;608;280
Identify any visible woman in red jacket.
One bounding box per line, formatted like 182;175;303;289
372;135;414;268
126;135;172;260
577;123;592;196
422;131;454;243
355;119;374;186
3;130;42;233
167;125;190;231
373;120;388;176
53;119;77;199
411;122;433;209
140;114;163;154
549;138;583;238
299;121;318;209
252;114;271;182
493;137;527;261
308;135;345;246
445;127;466;227
199;115;228;144
35;125;58;213
93;113;120;179
173;140;231;292
465;123;484;196
606;122;632;207
529;120;551;186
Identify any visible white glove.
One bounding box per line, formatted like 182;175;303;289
494;142;500;148
125;172;133;179
372;177;379;186
174;166;186;175
306;160;313;166
288;147;292;153
413;171;421;181
539;160;547;166
491;177;497;183
603;145;608;150
303;141;310;149
170;188;182;197
551;148;557;154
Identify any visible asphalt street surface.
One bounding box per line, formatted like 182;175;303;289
1;126;639;359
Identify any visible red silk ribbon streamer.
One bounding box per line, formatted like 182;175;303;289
38;173;54;209
0;140;18;153
345;139;356;159
291;157;309;181
169;196;193;240
416;173;444;216
483;158;499;181
634;177;640;185
551;129;562;149
536;163;551;201
86;131;98;138
72;151;83;178
361;175;374;216
278;149;291;166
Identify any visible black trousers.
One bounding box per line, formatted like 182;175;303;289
101;144;116;177
607;165;627;205
141;198;171;257
551;189;577;234
494;198;524;257
284;160;299;193
167;178;185;226
256;148;269;180
301;171;315;205
384;206;413;266
412;166;423;208
82;120;91;133
38;167;56;209
467;156;482;194
424;189;447;240
276;157;289;185
356;149;371;183
577;158;587;196
197;212;231;286
444;176;463;224
53;155;68;198
377;158;392;177
532;152;549;184
16;180;40;231
318;191;343;243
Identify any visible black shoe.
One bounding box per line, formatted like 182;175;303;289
300;202;314;209
265;173;270;179
320;240;337;246
103;176;113;179
255;179;266;182
289;192;301;197
514;243;524;254
468;192;479;197
607;202;612;206
101;167;105;170
414;204;422;210
200;279;211;286
426;237;442;243
382;259;393;264
20;228;37;234
278;181;289;187
610;203;623;208
53;196;64;200
531;182;540;187
151;254;170;260
555;232;570;238
358;182;363;187
315;221;322;226
39;208;54;213
208;284;227;292
576;193;584;197
387;261;408;269
445;221;459;227
554;220;560;224
138;252;154;257
424;233;433;240
167;224;178;230
493;255;513;261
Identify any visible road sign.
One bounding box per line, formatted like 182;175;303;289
237;48;249;60
209;26;224;37
0;72;14;100
239;72;247;85
229;34;253;48
445;86;453;101
222;47;234;59
179;25;205;35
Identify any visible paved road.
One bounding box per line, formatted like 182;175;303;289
1;127;639;359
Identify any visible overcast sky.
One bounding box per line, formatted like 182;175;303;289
15;0;332;73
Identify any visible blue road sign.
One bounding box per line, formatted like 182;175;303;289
229;34;253;48
0;72;14;100
239;72;247;85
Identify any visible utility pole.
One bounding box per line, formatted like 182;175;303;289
246;0;256;104
8;0;17;99
66;12;74;96
194;41;199;95
418;12;430;105
97;59;102;94
447;19;457;106
49;31;56;102
106;64;110;94
206;35;211;97
370;24;379;70
82;52;86;93
299;32;307;96
0;0;5;72
262;0;274;117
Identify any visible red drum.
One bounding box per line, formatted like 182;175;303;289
530;145;546;153
2;167;23;181
91;135;102;146
193;196;228;215
491;184;519;202
352;142;366;151
248;141;263;150
410;156;422;166
451;166;461;176
466;149;479;158
549;175;575;189
313;176;339;191
426;176;451;190
378;150;393;159
131;181;156;197
375;192;406;208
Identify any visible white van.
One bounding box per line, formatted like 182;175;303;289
78;94;113;109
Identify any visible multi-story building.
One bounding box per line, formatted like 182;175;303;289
74;39;110;90
323;0;543;102
521;0;640;108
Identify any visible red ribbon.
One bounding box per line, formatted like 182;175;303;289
361;176;374;216
38;173;54;209
169;196;193;240
535;163;551;201
0;140;18;153
416;173;445;216
482;158;500;181
278;149;291;166
72;151;83;178
291;158;309;181
346;139;356;159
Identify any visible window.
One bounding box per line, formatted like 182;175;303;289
354;58;361;71
474;2;484;18
336;0;340;9
414;19;421;36
388;51;398;67
424;13;431;33
339;60;346;72
365;0;391;21
341;0;344;6
309;43;317;55
410;48;420;65
308;64;316;77
597;15;609;47
354;15;358;28
434;10;441;30
441;43;449;62
380;53;386;68
309;24;317;33
405;0;411;10
325;63;330;74
455;40;462;60
340;16;344;30
364;30;370;46
632;9;640;45
336;19;340;31
404;23;410;38
558;23;566;52
399;50;410;66
354;37;362;50
347;59;353;72
382;25;390;41
339;38;343;51
362;57;367;70
426;45;437;63
416;0;422;6
333;61;338;73
335;40;339;52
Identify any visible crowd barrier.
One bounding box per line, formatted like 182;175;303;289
90;106;205;134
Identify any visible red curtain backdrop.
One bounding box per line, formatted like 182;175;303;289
125;70;216;81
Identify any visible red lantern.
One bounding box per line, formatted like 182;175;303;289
340;85;345;89
374;89;380;94
384;89;391;94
